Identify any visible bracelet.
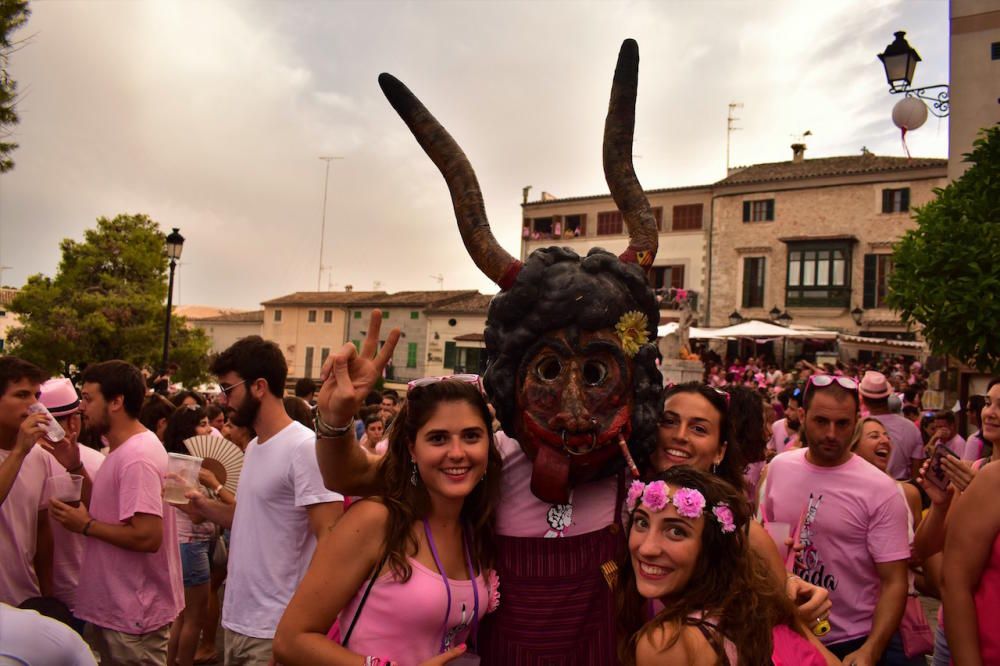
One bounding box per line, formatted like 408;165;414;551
66;462;84;474
314;412;354;438
214;484;224;495
82;519;95;536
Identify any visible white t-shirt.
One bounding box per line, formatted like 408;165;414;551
0;603;96;665
0;445;57;605
222;421;343;638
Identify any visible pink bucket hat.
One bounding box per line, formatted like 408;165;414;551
858;370;893;399
39;378;81;418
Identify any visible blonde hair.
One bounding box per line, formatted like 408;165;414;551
850;416;886;451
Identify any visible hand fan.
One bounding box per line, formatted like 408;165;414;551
183;435;244;494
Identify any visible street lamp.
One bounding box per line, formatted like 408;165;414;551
776;310;793;327
161;228;185;372
728;310;744;326
851;306;865;326
768;306;782;320
877;31;949;117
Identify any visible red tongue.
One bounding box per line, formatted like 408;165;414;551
530;445;571;504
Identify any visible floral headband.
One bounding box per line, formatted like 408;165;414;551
626;480;736;534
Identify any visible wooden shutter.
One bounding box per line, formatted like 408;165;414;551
742;258;753;308
766;199;775;221
743;201;751;222
863;254;877;308
901;188;910;212
444;342;457;369
882;190;892;213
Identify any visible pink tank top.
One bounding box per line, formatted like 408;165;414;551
338;558;488;666
974;529;1000;663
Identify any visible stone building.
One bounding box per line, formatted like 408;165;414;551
187;310;264;355
521;185;713;322
422;292;492;376
707;148;947;334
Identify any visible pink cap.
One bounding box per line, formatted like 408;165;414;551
858;370;893;399
39;378;81;418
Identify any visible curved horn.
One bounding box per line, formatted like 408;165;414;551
378;73;522;290
604;39;658;268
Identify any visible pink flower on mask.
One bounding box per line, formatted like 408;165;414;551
712;503;736;533
626;480;645;512
672;487;706;519
641;481;669;512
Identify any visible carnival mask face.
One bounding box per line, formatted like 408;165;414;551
516;328;634;503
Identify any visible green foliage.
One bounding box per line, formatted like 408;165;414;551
888;126;1000;372
8;214;211;385
0;0;30;172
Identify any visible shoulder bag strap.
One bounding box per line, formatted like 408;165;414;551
342;554;388;647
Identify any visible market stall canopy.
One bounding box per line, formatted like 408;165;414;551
708;320;828;339
657;322;723;339
837;333;928;358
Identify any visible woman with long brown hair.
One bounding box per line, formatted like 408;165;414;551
274;375;502;666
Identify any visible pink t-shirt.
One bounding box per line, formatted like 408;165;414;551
767;418;799;455
50;445;105;612
962;432;987;462
74;430;183;634
339;558;489;665
494;432;616;538
942;433;967;460
0;445;56;605
759;448;910;645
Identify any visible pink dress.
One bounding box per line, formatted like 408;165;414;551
973;529;1000;663
338;558;488;666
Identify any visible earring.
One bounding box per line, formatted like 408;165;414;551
480;468;487;483
711;463;718;475
410;463;418;486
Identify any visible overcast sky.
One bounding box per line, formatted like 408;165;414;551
0;0;948;310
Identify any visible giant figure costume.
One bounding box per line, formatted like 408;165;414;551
381;39;662;664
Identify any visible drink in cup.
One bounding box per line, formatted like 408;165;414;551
165;453;203;505
26;402;66;443
48;473;84;508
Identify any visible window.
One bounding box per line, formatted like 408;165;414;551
456;347;483;374
650;265;685;290
786;242;852;307
406;342;418;368
304;347;314;379
410;311;419;320
273;309;283;322
532;217;554;237
651;207;663;232
354;311;362;319
564;214;586;237
863;254;894;308
596;211;623;235
323;310;332;323
672;204;703;231
382;311;390;319
881;188;910;213
307;310;317;323
321;347;331;366
742;199;775;222
742;257;766;308
444;341;457;369
992;42;1000;60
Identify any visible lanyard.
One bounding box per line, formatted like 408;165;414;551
423;518;480;653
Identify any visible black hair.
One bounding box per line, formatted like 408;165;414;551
724;385;768;465
170;389;206;408
81;360;146;418
802;378;860;412
210;336;287;398
163;405;206;454
205;403;224;423
381;390;399;404
484;246;662;480
294;377;316;399
364;391;383;406
283;396;314;430
932;410;956;425
0;356;45;396
139;394;175;436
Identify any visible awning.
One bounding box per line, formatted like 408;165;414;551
657;323;723;339
837;333;928;358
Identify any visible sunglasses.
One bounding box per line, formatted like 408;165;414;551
406;373;484;395
710;386;731;406
806;374;860;396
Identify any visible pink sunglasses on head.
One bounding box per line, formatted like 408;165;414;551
805;374;860;397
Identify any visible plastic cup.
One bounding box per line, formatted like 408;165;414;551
26;402;66;443
165;453;203;505
764;521;791;559
48;473;83;507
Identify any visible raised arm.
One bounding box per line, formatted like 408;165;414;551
315;311;400;497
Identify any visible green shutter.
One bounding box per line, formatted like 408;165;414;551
742;258;753;308
406;342;418;368
863;254;877;308
444;342;457;369
410;311;419;320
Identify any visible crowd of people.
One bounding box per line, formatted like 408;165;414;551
0;321;998;665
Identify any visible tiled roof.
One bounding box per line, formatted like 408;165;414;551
715;154;946;187
190;310;264;323
522;183;712;207
454;332;485;342
346;290;479;308
261;291;388;306
0;288;17;307
425;292;494;314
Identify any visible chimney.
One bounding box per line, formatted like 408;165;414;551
791;143;806;163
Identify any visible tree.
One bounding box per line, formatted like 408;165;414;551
8;214;211;385
0;0;30;172
888;126;1000;372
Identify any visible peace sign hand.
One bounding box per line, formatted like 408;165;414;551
317;310;401;429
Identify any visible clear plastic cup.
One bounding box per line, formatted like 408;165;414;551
764;521;791;559
26;402;66;443
47;473;84;507
164;453;203;505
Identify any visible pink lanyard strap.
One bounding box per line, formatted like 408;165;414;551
423;518;480;653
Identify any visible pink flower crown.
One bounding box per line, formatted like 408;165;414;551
626;480;736;534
